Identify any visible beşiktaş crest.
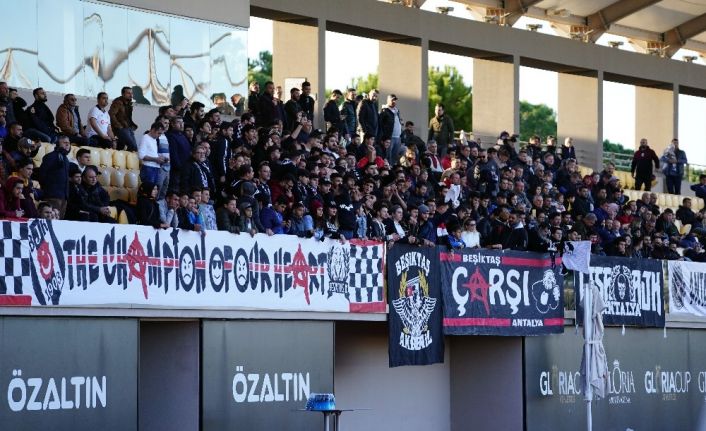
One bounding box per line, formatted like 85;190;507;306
392;255;436;351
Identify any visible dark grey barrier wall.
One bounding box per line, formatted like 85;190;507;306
525;328;706;431
0;317;138;430
201;320;334;431
139;321;200;431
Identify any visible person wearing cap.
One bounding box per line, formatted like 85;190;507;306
379;94;403;165
238;200;259;236
75;165;114;223
416;204;437;246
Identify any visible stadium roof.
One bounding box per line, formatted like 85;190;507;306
402;0;706;59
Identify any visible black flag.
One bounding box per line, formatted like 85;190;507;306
388;244;444;367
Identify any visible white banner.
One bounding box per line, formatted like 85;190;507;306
562;241;591;274
668;260;706;317
0;220;385;313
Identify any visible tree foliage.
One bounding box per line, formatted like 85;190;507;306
603;139;633;155
349;73;379;95
247;50;273;87
428;66;472;132
519;101;557;142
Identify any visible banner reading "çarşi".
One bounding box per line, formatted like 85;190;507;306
440;249;564;336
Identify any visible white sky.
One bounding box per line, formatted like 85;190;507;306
249;11;706;165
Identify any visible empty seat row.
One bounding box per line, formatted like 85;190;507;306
33;143;141;171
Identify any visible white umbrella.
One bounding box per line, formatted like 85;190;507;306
580;282;609;431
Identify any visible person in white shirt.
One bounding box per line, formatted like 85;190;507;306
461;218;481;249
87;92;117;148
138;122;167;186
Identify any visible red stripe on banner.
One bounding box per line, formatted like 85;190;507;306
349;301;386;313
443;317;512;327
543;318;565;326
195;261;206;270
501;256;562;267
0;295;32;306
348;239;384;247
439;252;461;262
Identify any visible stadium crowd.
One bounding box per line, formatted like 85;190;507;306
1;79;706;261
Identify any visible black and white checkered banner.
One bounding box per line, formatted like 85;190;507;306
0;220;385;313
668;260;706;318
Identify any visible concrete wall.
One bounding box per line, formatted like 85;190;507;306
449;337;524;431
139;321;200;431
103;0;249;28
335;321;451;431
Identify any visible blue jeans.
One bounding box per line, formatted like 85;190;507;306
116;127;137;151
387;137;401;165
140;166;160;185
666;175;681;195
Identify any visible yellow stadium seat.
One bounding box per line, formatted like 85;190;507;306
108;206;118;220
109;187;129;202
127;187;139;204
112;150;127;169
99;149;113;167
33;147;45;165
124;170;139;189
126;152;140;170
118;210;129;224
98;166;114;187
695;198;705;211
111;169;125;188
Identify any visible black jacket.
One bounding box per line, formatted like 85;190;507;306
39;149;70;199
378;106;399;140
357;99;378;136
28;101;56;136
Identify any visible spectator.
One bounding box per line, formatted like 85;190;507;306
299;81;316;124
184;101;205;131
261;196;287;235
357;89;379;137
1;176;36;219
26;87;57;143
284;88;303;130
135;182;161;228
428;103;454;158
0;105;7;140
238;200;259;236
561;137;576;161
75;166;115;223
661;138;687;195
199;188;217;230
86;92;117;148
323;90;344;135
158;191;181;229
39;135;71;218
0;82;15;125
379;94;403;164
138;122;168;186
341;88;357;138
691;174;706;200
180;145;215;196
460;217;481;248
247;82;261;119
37;202;53;220
71;148;92;175
216;196;240;234
56;93;87;145
109;86;138;151
231;94;245;117
630;138;659;191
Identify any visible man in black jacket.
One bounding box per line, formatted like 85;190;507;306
323;90;345;136
357;89;379;137
631;138;659;191
27;87;58;143
298;81;316;124
77;165;116;223
39;135;71;218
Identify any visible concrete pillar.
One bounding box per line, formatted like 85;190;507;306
378;39;428;140
635;85;677;155
557;72;603;170
472;56;520;144
273;20;326;128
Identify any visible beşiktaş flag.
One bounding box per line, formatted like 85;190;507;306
388;244;444;367
563;241;591;274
